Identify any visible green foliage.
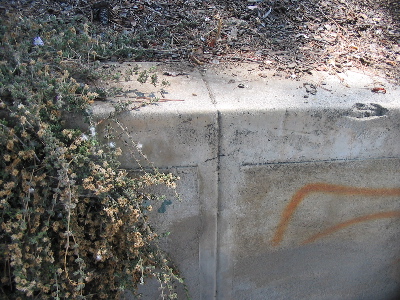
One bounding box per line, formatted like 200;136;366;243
0;13;182;299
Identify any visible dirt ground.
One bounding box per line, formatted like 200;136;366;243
2;0;400;83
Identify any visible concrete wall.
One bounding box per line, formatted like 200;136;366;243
93;63;400;299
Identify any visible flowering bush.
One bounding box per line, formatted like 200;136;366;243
0;13;182;299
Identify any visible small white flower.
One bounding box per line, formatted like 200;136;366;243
89;126;96;137
33;36;44;46
96;255;102;261
109;142;116;148
17;104;25;110
247;5;258;10
81;134;89;141
29;188;35;193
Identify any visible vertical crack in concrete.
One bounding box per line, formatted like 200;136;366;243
214;110;223;300
201;70;217;106
200;70;220;299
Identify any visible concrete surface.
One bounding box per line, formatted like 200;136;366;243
90;62;400;300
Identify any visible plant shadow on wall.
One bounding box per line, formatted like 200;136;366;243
0;13;186;299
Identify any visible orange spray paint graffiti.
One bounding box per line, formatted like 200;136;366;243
271;183;400;246
301;211;400;245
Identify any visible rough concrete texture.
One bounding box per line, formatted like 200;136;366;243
91;62;400;300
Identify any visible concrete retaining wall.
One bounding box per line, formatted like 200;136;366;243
92;63;400;300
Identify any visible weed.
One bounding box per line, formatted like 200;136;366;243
0;13;183;299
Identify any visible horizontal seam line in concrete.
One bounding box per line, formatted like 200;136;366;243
240;156;400;168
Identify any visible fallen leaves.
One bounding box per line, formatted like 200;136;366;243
3;0;399;83
371;87;386;94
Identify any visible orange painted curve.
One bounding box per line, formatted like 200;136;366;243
271;183;400;246
301;210;400;245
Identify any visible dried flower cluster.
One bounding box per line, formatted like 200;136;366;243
0;13;182;299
